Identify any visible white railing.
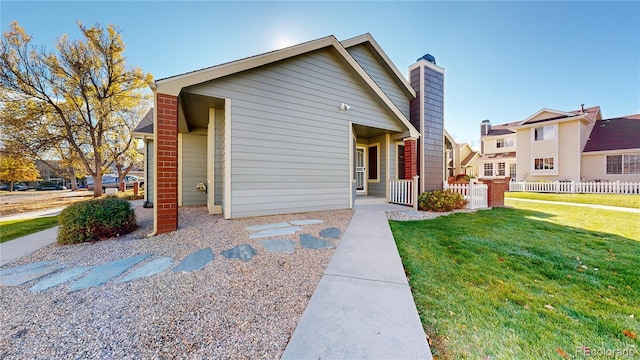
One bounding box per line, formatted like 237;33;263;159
389;176;419;210
509;181;640;194
443;181;489;209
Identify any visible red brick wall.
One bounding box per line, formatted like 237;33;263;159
404;138;418;180
156;93;178;234
481;177;510;207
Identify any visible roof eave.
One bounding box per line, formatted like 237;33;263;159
341;33;416;98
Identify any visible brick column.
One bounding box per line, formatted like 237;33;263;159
403;138;418;180
481;177;509;208
156;93;178;234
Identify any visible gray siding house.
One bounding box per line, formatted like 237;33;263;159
143;33;445;234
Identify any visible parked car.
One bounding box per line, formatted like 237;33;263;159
87;175;144;191
36;184;67;191
14;184;28;191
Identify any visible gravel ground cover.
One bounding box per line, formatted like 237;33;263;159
0;206;353;359
386;208;478;221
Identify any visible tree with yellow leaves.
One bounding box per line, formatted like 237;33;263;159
0;21;152;197
0;150;41;191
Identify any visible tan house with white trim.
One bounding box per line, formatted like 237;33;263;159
477;105;640;183
445;130;479;178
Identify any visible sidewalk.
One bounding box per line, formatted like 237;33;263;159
282;197;433;359
0;200;145;267
506;197;640;213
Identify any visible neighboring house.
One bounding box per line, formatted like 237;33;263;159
445;130;479;178
142;33;448;234
477;120;519;179
478;105;640;182
582;114;640;181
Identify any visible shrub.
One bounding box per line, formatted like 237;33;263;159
57;197;137;245
418;189;468;212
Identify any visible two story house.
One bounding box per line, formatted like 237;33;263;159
478;105;640;182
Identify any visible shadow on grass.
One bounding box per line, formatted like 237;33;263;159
390;207;640;360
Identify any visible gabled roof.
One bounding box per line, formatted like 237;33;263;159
517;106;601;127
461;151;479;166
481;121;519;137
340;33;416;98
133;108;154;134
583;115;640;152
153;34;420;138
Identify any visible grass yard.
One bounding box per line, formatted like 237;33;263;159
391;204;639;359
505;191;640;209
0;216;59;243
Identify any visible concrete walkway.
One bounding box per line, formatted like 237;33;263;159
506;197;640;213
282;197;432;359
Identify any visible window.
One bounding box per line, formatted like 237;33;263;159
483;163;493;177
534;157;554;170
496;138;513;148
534;125;555;141
497;162;506;176
368;145;378;180
607;155;622;174
509;163;517;177
608;154;640;174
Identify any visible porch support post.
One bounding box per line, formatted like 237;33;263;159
156;93;179;234
403;137;418;180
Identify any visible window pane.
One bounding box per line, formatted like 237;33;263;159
534;128;543;141
484;163;493;177
623;154;640;174
607;155;622;174
497;139;504;148
544;126;555;140
368;146;378;180
497;162;506;176
535;158;543;170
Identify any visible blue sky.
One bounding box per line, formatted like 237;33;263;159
2;1;639;149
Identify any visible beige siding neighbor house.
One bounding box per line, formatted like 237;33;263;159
445;130;479;178
140;33;449;234
477;105;640;183
477;120;518;179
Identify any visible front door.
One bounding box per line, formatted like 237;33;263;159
356;146;367;194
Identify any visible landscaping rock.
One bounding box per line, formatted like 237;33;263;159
173;248;214;273
300;234;334;249
221;244;257;261
290;220;324;225
30;266;93;292
319;227;341;239
118;257;173;283
0;260;58;277
1;264;67;286
69;253;151;292
258;239;296;253
250;226;302;239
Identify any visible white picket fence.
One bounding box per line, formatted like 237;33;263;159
509;180;640;194
443;181;489;209
389;176;419;210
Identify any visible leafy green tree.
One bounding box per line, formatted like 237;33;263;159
0;21;152;197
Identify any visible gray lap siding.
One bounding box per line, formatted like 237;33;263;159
186;48;404;218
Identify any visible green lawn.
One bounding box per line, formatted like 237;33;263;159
391;204;639;359
505;191;640;209
0;216;59;243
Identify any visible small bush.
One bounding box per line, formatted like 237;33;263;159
418;189;468;212
57;197;137;245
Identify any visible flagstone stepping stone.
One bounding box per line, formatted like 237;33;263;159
1;264;67;286
173;248;214;273
258;239;296;253
245;222;291;231
117;257;173;283
0;260;58;277
300;234;334;249
250;226;302;239
69;254;152;292
319;227;341;239
30;266;93;292
290;219;324;226
221;244;257;262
